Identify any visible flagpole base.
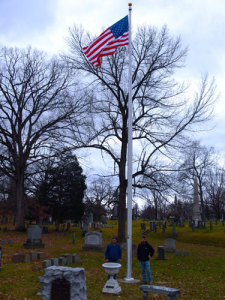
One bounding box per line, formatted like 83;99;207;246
118;278;140;284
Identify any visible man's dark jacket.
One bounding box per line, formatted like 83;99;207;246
137;241;154;261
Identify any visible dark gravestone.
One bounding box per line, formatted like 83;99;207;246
141;223;146;231
51;278;70;300
150;222;153;231
156;246;166;260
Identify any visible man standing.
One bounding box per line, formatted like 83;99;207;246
105;236;121;278
137;235;154;284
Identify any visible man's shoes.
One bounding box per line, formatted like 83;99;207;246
142;281;147;284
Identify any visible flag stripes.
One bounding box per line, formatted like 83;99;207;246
83;16;129;67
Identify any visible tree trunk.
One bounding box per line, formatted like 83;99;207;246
198;178;205;220
117;124;128;243
118;183;127;242
15;176;25;231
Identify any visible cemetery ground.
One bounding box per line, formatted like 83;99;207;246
0;221;224;299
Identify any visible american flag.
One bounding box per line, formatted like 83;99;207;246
83;16;129;67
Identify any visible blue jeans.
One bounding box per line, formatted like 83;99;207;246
140;260;152;283
107;261;117;279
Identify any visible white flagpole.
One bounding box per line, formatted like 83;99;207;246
125;2;133;281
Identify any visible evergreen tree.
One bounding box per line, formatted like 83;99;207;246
35;151;86;228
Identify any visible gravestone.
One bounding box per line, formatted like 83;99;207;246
82;231;104;251
82;222;89;235
23;225;44;249
175;250;181;256
58;257;67;266
42;260;51;268
92;222;97;229
150;222;153;231
141;223;146;231
62;254;73;264
183;250;190;257
72;253;80;263
50;258;59;266
30;251;38;261
12;253;25;263
37;252;45;260
24;253;31;263
112;205;118;220
164;238;176;253
156;246;166;260
38;266;87;300
101;215;107;224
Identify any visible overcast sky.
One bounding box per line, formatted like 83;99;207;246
0;0;225;167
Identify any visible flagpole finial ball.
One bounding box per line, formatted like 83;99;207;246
128;3;132;6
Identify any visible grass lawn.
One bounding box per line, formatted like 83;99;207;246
0;220;224;299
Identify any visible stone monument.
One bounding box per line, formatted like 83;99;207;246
23;225;44;249
164;238;176;253
192;178;201;227
38;266;87;300
82;231;104;251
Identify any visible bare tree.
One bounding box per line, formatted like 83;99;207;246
177;141;215;219
205;167;225;219
0;47;86;230
64;25;216;241
84;177;115;221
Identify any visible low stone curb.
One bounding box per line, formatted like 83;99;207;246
12;251;45;263
42;253;80;268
